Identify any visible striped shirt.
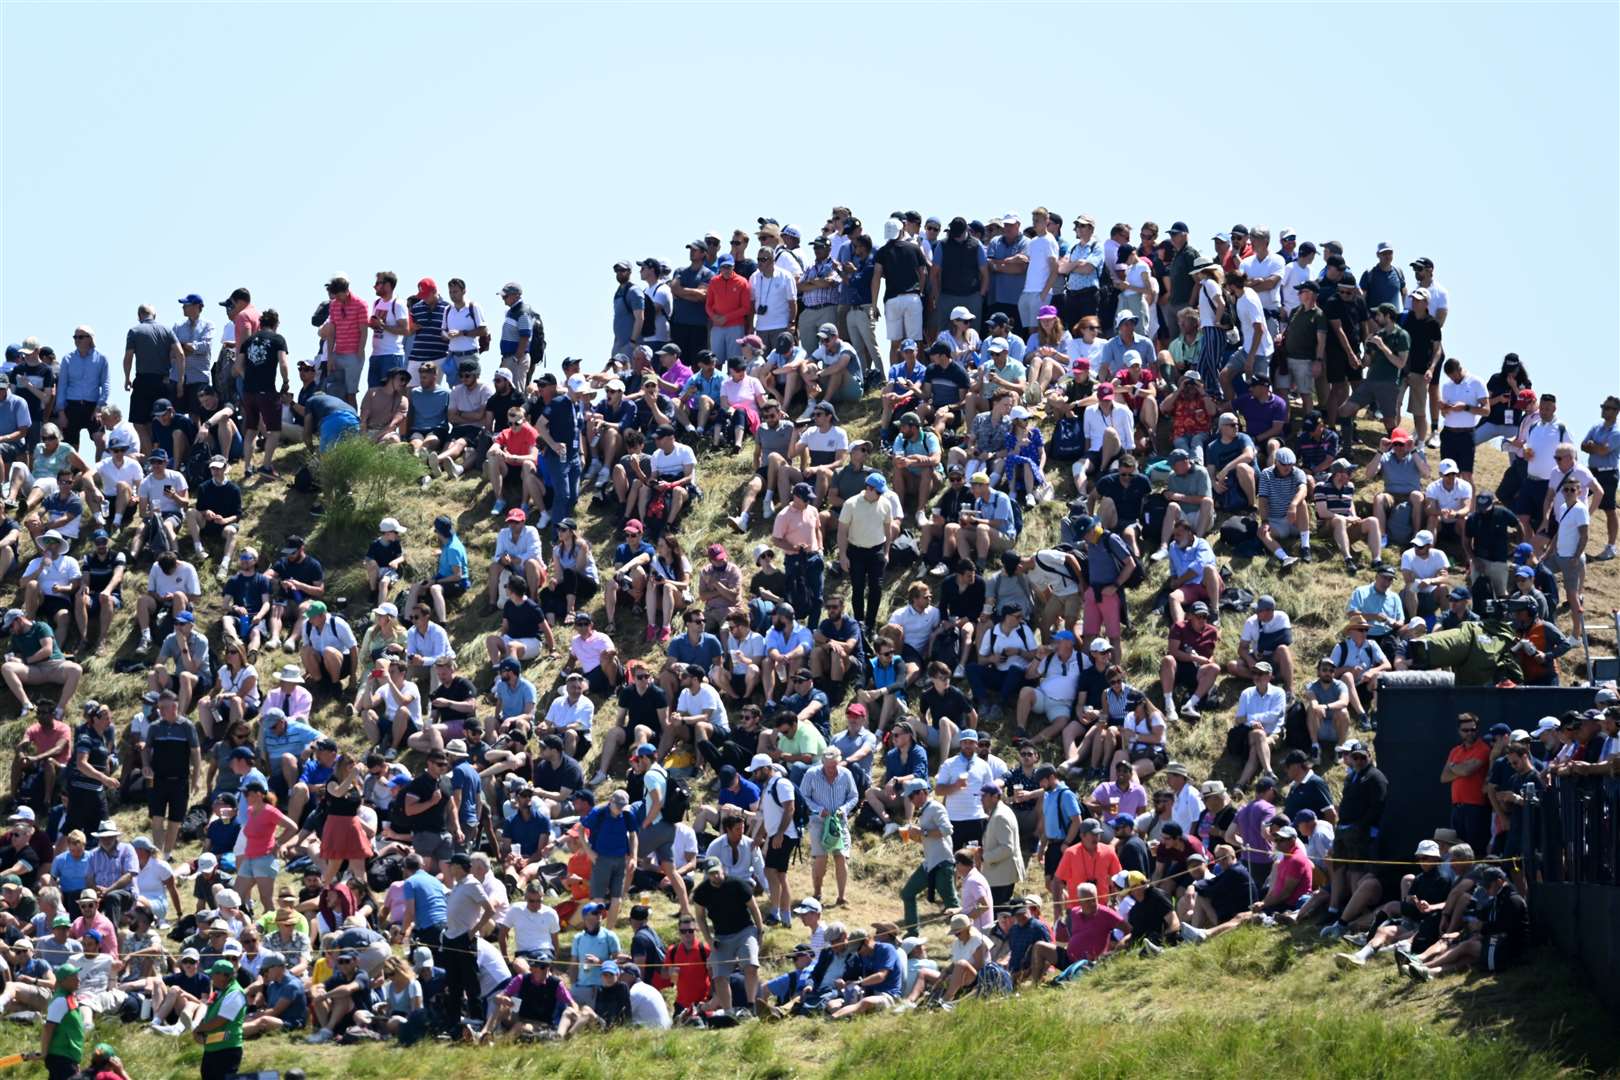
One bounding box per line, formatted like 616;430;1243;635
800;258;843;309
1257;465;1305;521
408;299;450;366
326;295;369;354
1315;480;1356;518
501;302;534;356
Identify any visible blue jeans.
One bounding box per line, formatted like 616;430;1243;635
967;662;1026;706
542;450;581;524
784;551;824;627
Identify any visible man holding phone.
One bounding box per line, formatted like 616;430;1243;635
134;450;189;561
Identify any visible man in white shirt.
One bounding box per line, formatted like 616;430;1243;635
1279;241;1318;315
541;673;595;760
623;963;672;1029
1233;662;1286;790
1550;475;1590;638
934;730;994;848
1513;394;1569;538
498;879;562;963
749;250;798;339
1436;358;1489;482
366;271;410;389
1238;228;1286;318
18;532;80;640
1407;257;1449;326
1424;460;1474;542
1220;274;1274;401
1019;209;1061;331
1076;385;1133;493
91;438;142;529
1399;531;1450;621
135;450;189;557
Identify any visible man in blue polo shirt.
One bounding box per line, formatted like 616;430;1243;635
531;374;579;529
400;852;449;953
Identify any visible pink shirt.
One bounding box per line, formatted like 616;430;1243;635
72;913;119;957
1270;844;1315;906
771;504;820;552
960;868;993;928
1062;904;1128;963
571;630;612;673
241;804;293;859
720;375;766;416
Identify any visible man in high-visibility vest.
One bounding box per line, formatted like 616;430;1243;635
39;963;85;1080
192;959;246;1080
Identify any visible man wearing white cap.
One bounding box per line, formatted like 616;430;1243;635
1423;458;1474;542
1398;530;1449;621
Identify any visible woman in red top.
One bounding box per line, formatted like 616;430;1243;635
236;780;298;909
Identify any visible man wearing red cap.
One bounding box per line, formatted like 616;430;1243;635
408;278;450;384
1365;428;1430;542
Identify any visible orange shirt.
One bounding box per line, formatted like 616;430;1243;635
1054;840;1122;903
1446;740;1491;807
705;273;754;329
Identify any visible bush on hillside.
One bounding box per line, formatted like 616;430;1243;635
315;436;424;534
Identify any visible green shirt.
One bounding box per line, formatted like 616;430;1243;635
10;621;60;662
777;723;827;760
1367;325;1411;383
201;979;246;1053
45;989;85;1062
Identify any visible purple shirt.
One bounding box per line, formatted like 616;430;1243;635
1235;392;1289;440
1233;798;1276;866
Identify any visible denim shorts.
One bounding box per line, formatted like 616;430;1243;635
238;853;278;878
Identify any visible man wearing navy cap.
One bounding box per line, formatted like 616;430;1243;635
173;295;215;414
668;240;714;366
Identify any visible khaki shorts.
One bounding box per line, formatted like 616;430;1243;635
20;659;79;683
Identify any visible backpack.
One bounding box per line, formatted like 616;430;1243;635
1218;516;1265;557
182;442;213;489
888;532;920;571
1219;586;1255;614
140;514;174;558
769;775;811;833
366;852;407;893
178;803;210;842
467;303;492;354
660;769;691;824
1049;415;1086;461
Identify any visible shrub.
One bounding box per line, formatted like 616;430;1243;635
315;436;424;534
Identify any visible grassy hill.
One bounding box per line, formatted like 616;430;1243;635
5;389;1615;1075
0;925;1609;1078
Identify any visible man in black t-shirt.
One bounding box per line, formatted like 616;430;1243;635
1094;455;1152;556
1463;492;1521;597
266;535;325;650
1280;750;1336;821
237;308;290;476
691;858;764;1012
872;221;929;375
402;751;456;869
184;457;242;579
594;667;668;785
916;662;975;765
529;737;585;818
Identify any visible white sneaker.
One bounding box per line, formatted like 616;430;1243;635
796;405;817;423
882;822;900;839
1036;482;1055;504
1150;548;1169;563
952;663;966;679
192;542;206;558
216;562;230;583
915;510;929;528
536;510;551;529
1597;545;1617;561
728;513;749;533
762;492;776;519
306;1028;335;1044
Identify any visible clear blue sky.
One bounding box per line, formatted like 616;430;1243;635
4;2;1617;422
